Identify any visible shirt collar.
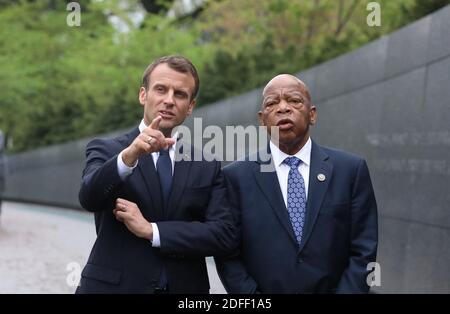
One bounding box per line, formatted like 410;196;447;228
269;137;312;167
138;119;178;152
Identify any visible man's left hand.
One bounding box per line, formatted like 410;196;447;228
113;198;153;240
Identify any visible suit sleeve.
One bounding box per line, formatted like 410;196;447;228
156;161;238;258
336;159;378;293
78;139;123;212
214;167;260;294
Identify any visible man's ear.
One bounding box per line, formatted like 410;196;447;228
258;111;265;126
309;105;317;125
139;87;147;106
187;99;196;116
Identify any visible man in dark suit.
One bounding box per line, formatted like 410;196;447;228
216;74;378;293
76;55;236;294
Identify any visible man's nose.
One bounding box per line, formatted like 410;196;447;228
163;90;175;106
277;100;291;113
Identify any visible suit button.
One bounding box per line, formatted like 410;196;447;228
298;258;304;263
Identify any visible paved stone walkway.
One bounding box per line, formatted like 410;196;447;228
0;201;226;294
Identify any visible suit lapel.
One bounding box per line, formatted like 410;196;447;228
166;142;192;218
120;127;165;220
253;151;298;246
298;141;333;253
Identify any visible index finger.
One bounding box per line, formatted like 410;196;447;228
149;115;162;130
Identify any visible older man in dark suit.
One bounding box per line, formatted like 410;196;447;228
216;74;378;294
76;55;236;294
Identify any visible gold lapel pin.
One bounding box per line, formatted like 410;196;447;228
317;173;326;182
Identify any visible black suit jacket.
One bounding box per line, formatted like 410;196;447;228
76;127;236;294
216;141;378;293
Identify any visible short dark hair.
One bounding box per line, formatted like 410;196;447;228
141;55;200;100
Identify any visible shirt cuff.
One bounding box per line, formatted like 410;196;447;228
117;150;138;180
151;223;160;247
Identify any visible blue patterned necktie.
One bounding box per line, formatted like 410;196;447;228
156;148;173;210
283;156;307;246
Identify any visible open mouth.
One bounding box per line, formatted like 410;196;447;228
276;119;294;131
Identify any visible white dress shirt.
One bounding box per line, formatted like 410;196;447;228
116;120;178;247
269;137;312;208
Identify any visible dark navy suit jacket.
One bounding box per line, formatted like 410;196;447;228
76;127;236;294
216;141;378;293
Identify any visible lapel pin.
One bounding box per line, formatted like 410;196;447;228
317;173;326;182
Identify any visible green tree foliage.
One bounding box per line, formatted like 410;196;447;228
400;0;450;21
0;0;447;152
196;0;422;105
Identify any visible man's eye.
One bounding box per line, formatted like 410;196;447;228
156;86;165;92
175;91;187;98
291;98;303;103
